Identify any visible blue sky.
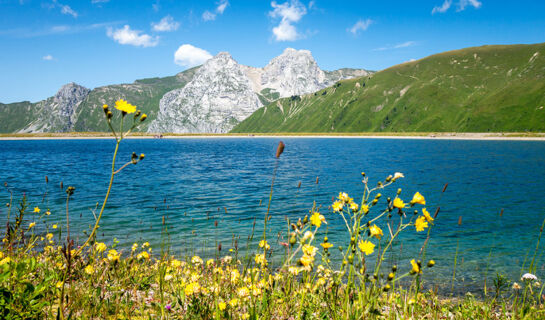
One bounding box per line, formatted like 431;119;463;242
0;0;544;103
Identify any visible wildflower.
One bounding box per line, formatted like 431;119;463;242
393;172;404;181
300;254;314;267
142;242;150;248
84;265;94;275
131;243;138;252
222;256;233;264
321;242;333;249
191;256;203;266
410;259;421;274
358;240;375;255
28;222;36;229
237;287;249;298
52;224;58;229
369;224;383;239
137;251;150;260
0;257;12;265
56;282;63;289
310;211;326;228
229;298;238;307
164;274;173;281
218;301;227;311
338;192;352;203
230;269;240;282
45;210;51;216
512;282;521;290
288;266;299;275
302;231;313;242
361;204;369;214
184;282;200;296
206;259;215;267
254;254;267;267
522;273;538;281
0;252;3;259
259;240;271;251
33;207;40;213
302;244;318;257
171;259;182;268
95;242;107;253
332;200;343;212
393;198;406;209
349;202;359;212
427;260;436;268
107;249;120;263
140;114;147;122
165;304;171;312
114;99;136;114
411;192;426;205
422;208;434;223
415;216;428;232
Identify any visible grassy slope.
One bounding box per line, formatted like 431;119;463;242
73;67;198;132
232;43;545;133
0;101;36;133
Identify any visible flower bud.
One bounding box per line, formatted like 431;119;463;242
107;111;113;119
135;110;141;118
427;260;435;268
289;235;296;246
385;175;392;182
375;193;382;199
140;114;147;122
139;153;145;160
397;188;402;195
392;265;397;272
103;104;109;113
383;284;391;291
361;172;365;177
388;272;395;281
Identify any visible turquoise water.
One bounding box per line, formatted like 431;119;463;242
1;138;544;293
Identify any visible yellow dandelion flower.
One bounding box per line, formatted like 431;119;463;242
218;301;227;311
361;204;369;214
52;224;58;229
300;254;314;267
422;208;434;223
84;265;94;275
33;207;40;213
28;222;36;229
320;242;333;249
45;210;51;216
107;249;120;263
114;99;136;114
415;216;428;232
137;251;150;260
95;242;107;253
310;211;326;228
184;282;200;296
254;253;267;267
349;202;359;212
338;192;351;203
411;192;426;205
259;240;270;250
410;259;421;274
191;256;203;266
131;243;138;252
0;257;12;265
206;259;215;267
332;200;343;212
237;287;249;298
229;298;238;307
302;244;318;257
288;266;299;275
46;233;54;241
358;240;375;255
56;281;63;289
393;198;406;209
369;224;383;239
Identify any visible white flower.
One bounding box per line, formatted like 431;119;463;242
393;172;404;180
521;273;538;281
512;282;521;290
302;231;314;241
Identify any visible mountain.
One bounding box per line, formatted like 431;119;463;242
0;48;368;133
232;43;545;133
148;48;370;133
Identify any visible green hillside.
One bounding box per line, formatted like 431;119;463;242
232;43;545;133
0;101;35;133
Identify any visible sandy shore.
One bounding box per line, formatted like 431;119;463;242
1;132;545;141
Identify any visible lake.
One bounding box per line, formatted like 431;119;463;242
1;137;544;294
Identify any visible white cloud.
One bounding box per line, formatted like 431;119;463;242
269;0;307;41
202;0;229;21
432;0;451;14
458;0;482;11
174;44;213;68
50;0;78;18
202;10;216;21
107;25;159;47
373;41;417;51
348;19;373;35
151;15;180;32
42;54;54;61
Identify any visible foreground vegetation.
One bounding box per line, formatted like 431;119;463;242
1;101;544;319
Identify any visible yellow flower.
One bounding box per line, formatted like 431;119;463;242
338;192;352;203
84;265;94;275
164;274;173;281
206;259;215;267
415;216;428;232
56;281;63;289
310;211;326;228
191;256;203;266
95;242;107;253
393;198;406;209
107;249;120;262
369;224;383;239
114;99;136;114
358;240;375;255
320;242;333;249
0;257;12;265
218;301;227;311
137;251;150;260
422;208;434;223
393;172;404;181
33;207;40;213
349;202;359;212
0;252;3;259
411;192;426;205
45;210;51;216
300;254;314;267
288;266;299;275
410;259;421;274
302;244;318;257
229;298;238;307
46;233;54;241
52;224;58;229
361;204;369;214
254;253;267;267
237;287;249;298
171;259;182;268
332;200;343;212
28;222;36;229
302;231;313;241
259;240;270;250
184;282;200;296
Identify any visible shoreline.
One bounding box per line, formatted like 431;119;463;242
1;132;545;141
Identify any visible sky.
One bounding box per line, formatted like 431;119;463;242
0;0;544;103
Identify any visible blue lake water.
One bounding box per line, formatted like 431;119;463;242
1;137;544;294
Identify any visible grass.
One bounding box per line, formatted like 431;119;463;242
1;101;545;319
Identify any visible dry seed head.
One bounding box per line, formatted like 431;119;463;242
275;141;285;158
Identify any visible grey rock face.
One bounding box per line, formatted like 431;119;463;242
20;83;90;132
